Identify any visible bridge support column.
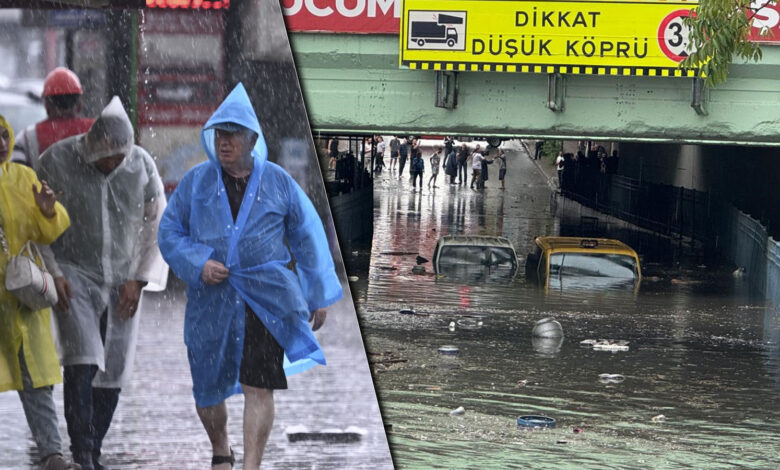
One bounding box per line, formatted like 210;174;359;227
547;73;565;112
434;71;458;109
690;78;708;116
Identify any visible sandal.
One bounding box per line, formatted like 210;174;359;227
211;447;235;468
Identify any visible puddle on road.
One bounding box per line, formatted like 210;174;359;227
358;142;780;469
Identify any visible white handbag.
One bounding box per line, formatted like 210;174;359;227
4;240;58;311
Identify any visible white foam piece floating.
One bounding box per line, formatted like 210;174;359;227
450;406;466;416
598;373;625;383
592;343;630;352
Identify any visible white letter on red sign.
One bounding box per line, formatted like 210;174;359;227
336;0;366;18
752;1;780;30
305;0;334;17
369;0;399;17
282;0;303;15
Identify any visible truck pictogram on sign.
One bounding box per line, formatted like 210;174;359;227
407;11;467;51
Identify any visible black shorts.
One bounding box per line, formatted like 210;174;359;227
239;306;288;390
499;168;506;180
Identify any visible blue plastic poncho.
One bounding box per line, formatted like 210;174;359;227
158;83;342;407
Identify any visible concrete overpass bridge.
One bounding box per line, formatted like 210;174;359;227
289;33;780;147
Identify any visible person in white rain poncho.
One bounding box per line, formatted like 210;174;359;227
36;97;168;470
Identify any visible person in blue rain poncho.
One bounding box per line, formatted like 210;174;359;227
158;83;342;469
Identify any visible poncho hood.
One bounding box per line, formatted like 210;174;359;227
83;96;134;163
201;83;268;170
0;115;14;165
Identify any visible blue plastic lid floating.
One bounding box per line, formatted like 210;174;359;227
438;345;459;355
517;415;556;429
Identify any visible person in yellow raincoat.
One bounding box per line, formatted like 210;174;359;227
0;115;79;470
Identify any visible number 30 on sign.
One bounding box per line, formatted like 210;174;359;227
658;9;695;62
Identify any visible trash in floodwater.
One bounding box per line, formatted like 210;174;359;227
532;317;563;338
517;415;556;429
348;276;359;282
516;379;528;387
582;339;630;352
532;336;563;355
598;373;625;384
448;321;456;332
592;342;630;352
438;345;459;355
400;308;429;317
286;425;365;443
556;440;568;444
412;265;426;274
573;427;583;434
651;414;666;423
457;318;482;330
450;406;465;416
732;267;746;278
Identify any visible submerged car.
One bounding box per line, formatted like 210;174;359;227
525;236;642;290
433;235;518;281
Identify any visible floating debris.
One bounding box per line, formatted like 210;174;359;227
516;379;528;387
592;342;630;352
450;406;465;416
582;339;630;352
573;427;583;434
412;265;426;274
438;345;459;355
532;317;563;338
517;415;556;429
456;318;482;330
448;321;456;332
651;414;666;423
348;276;359;282
400;308;416;315
598;373;625;384
732;267;746;278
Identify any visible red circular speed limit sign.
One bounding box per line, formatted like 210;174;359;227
658;9;695;62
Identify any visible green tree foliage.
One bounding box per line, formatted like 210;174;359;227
683;0;774;86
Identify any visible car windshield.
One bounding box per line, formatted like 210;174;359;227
548;252;637;289
437;245;517;281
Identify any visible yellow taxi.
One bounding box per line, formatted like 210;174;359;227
525;236;642;291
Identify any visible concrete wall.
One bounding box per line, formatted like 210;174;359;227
289;33;780;146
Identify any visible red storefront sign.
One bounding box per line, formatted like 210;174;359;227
281;0;400;33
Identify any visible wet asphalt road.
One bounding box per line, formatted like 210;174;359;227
0;279;393;469
354;139;780;469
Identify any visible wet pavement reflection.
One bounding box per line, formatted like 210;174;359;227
0;279;392;469
356;140;780;469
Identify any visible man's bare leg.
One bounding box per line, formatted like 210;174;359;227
243;386;274;469
196;402;232;469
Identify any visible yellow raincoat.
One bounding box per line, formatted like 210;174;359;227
0;115;70;392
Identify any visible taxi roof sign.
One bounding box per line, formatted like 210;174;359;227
400;0;702;77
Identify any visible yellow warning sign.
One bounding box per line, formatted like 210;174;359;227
400;0;701;77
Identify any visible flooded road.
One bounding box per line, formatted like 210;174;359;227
356;140;780;469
